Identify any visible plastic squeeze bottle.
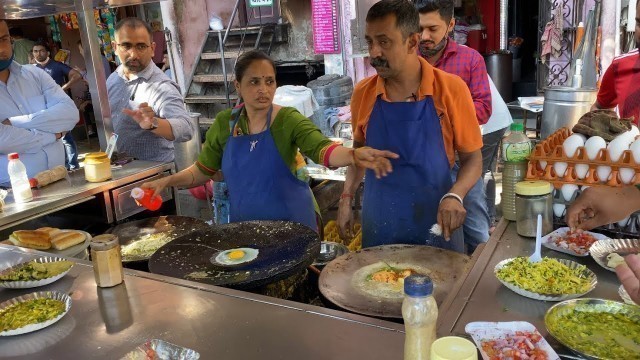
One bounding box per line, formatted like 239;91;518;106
403;275;438;360
7;153;33;203
501;123;532;221
130;187;162;211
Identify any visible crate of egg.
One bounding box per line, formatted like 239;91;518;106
526;127;640;188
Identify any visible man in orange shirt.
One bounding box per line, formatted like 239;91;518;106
337;0;483;252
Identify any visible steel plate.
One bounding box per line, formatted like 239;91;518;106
545;298;640;359
494;258;597;301
589;238;640;272
0;257;73;289
148;221;320;290
108;216;209;263
0;291;72;336
318;244;471;319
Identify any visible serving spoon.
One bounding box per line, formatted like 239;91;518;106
529;214;543;263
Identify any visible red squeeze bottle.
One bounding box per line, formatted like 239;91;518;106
130;187;162;211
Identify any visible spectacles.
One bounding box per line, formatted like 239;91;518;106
116;43;151;52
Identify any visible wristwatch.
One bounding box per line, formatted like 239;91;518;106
146;117;159;130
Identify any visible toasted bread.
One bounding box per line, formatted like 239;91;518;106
10;230;51;250
51;231;86;250
36;227;62;238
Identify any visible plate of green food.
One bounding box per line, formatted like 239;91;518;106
494;257;596;301
545;298;640;359
0;291;71;336
0;257;74;289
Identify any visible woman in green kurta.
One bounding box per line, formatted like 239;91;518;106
143;50;397;231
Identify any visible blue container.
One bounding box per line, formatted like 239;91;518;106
213;181;230;225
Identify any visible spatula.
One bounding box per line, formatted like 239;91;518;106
529;214;543;263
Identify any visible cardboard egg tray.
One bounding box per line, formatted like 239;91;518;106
526;128;640;187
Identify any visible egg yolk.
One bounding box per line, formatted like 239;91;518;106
228;250;245;260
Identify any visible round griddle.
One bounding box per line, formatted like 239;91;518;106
108;216;210;263
319;244;471;318
148;220;320;290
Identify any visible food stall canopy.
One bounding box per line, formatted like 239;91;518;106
0;0;164;19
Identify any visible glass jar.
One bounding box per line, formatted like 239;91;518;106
84;152;112;182
515;180;553;237
90;234;124;287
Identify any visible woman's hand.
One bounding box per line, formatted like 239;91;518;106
141;176;172;198
353;147;399;179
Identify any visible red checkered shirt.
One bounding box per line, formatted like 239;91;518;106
430;39;492;125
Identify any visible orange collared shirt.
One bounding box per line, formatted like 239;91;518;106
351;56;483;167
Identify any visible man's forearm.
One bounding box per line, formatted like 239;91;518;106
150;118;176;141
450;150;483;198
342;164;365;196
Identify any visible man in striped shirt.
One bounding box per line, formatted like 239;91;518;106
107;18;193;162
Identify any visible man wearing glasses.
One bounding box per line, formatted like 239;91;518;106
32;42;83;171
107;17;194;162
0;20;77;185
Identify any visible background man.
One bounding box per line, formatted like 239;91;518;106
9;27;34;65
107;18;193;162
32;42;83;170
0;20;77;184
338;0;483;252
591;1;640;124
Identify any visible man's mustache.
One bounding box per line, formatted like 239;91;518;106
370;57;389;68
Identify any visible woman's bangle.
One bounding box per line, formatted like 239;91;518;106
340;193;354;200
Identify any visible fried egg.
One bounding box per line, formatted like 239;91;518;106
214;248;259;265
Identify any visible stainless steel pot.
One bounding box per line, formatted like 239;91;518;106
541;87;597;139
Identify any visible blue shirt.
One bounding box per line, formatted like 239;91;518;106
0;62;79;184
35;59;72;87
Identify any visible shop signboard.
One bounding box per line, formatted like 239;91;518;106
312;0;341;54
249;0;273;7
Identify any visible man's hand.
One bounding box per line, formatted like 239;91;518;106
337;197;355;239
1;119;10;125
437;197;466;240
566;186;640;231
352;147;399;179
616;254;640;305
122;102;157;130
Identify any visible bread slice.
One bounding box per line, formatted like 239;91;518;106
10;230;51;250
51;231;86;250
37;227;63;238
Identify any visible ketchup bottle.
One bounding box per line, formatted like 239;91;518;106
130;187;162;211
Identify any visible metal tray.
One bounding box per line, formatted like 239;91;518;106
3;230;91;258
545;298;640;360
0;257;73;289
494;258;597;301
0;291;72;336
589;238;640;272
121;339;200;360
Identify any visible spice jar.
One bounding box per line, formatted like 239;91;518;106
90;234;124;287
515;180;553;237
84;152;112;182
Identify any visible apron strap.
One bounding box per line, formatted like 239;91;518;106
228;104;274;136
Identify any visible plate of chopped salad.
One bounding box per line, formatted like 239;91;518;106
494;257;597;301
465;321;559;360
541;227;607;256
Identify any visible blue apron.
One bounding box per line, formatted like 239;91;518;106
362;95;464;252
221;106;317;231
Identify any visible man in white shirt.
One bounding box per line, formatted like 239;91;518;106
0;20;78;184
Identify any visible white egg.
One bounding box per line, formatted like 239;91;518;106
629;125;640;138
554;162;568;178
575;164;589;179
539;160;547;170
617;216;631;228
553;203;566;218
608;137;631;162
597;165;612;182
561;184;579;202
620;168;636;184
630;139;640;164
214;247;259;265
584;136;606;161
615;129;637;144
580;185;590;191
563;134;585;158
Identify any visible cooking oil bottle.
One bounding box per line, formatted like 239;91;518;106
501;123;531;221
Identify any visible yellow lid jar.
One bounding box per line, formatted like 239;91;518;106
84;152;112;182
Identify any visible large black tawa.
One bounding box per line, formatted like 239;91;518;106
148;221;320;290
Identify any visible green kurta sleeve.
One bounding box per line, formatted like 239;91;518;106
195;109;232;176
271;107;334;165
